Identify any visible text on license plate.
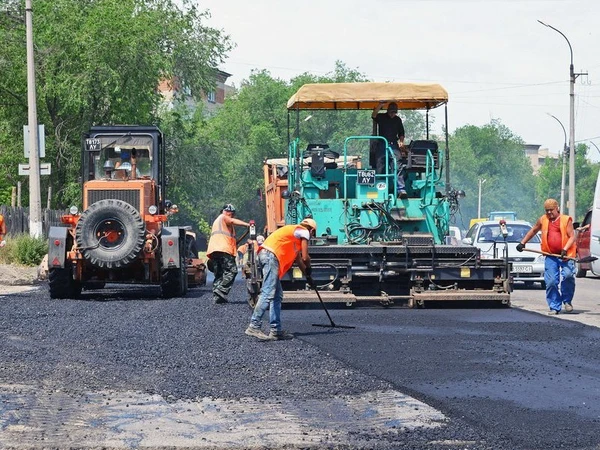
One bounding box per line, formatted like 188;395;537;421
512;264;533;273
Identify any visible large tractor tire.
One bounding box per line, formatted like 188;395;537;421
48;267;82;299
75;199;145;269
161;254;188;298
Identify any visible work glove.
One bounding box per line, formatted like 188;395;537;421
516;243;525;252
560;249;567;259
305;266;312;277
0;240;6;248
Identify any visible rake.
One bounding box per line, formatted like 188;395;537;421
522;248;597;263
309;280;355;329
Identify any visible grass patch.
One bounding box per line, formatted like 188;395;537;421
0;234;46;266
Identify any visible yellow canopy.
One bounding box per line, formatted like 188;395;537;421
286;82;448;111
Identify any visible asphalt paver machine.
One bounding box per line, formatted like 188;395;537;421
250;82;511;307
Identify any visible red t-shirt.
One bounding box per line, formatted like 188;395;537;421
546;218;563;254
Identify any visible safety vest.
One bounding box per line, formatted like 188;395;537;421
539;214;576;257
0;214;5;242
206;214;237;258
261;225;305;279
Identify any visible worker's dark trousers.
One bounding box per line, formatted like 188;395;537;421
211;252;237;300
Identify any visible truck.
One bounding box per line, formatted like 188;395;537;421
246;82;511;308
47;125;206;299
574;168;600;277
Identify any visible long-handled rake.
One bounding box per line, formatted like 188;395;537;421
522;248;598;263
309;281;355;329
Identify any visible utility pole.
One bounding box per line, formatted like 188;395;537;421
477;178;486;219
26;0;43;238
538;20;587;220
546;113;567;213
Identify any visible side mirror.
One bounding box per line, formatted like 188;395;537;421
462;237;473;245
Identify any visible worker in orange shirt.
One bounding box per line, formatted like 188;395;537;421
206;204;251;304
0;213;7;248
245;219;316;341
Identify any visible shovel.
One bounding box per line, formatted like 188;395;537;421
522;248;597;263
309;279;355;329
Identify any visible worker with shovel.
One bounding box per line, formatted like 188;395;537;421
245;218;316;341
517;198;576;315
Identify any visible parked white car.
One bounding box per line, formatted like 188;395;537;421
447;226;463;245
463;220;545;288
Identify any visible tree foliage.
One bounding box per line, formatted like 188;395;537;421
0;0;231;207
449;120;538;227
537;144;600;221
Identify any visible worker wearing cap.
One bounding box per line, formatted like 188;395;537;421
237;234;265;268
0;213;7;248
516;198;576;314
206;204;251;304
372;101;407;198
245;218;316;341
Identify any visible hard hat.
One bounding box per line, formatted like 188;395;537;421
300;218;317;234
256;235;265;245
388;102;398;112
222;204;236;213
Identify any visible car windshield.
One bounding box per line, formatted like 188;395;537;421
477;224;540;243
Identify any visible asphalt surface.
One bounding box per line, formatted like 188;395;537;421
0;275;599;449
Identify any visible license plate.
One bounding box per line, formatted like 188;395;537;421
357;170;375;185
512;264;533;273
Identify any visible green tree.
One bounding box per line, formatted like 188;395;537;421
533;143;599;222
0;0;231;208
449;120;538;227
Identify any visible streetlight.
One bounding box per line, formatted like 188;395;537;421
538;20;586;219
477;178;486;219
546;113;567;213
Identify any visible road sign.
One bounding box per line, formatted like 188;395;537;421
18;163;51;176
23;124;46;158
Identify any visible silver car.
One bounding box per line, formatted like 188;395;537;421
463;220;545;289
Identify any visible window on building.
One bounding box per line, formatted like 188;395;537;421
207;91;216;103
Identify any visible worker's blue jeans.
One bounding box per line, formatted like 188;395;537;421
250;250;283;332
544;256;575;312
375;142;406;193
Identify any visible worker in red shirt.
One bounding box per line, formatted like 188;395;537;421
517;198;576;314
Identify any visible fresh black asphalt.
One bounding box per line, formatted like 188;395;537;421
1;279;599;449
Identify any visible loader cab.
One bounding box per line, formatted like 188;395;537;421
81;125;167;213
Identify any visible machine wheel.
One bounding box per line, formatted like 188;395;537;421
161;252;188;299
48;267;82;299
575;261;587;278
75;199;145;269
185;233;199;258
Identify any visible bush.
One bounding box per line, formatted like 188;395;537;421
0;234;47;266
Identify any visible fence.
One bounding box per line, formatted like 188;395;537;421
0;205;68;238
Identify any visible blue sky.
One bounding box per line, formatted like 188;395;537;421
199;0;600;160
